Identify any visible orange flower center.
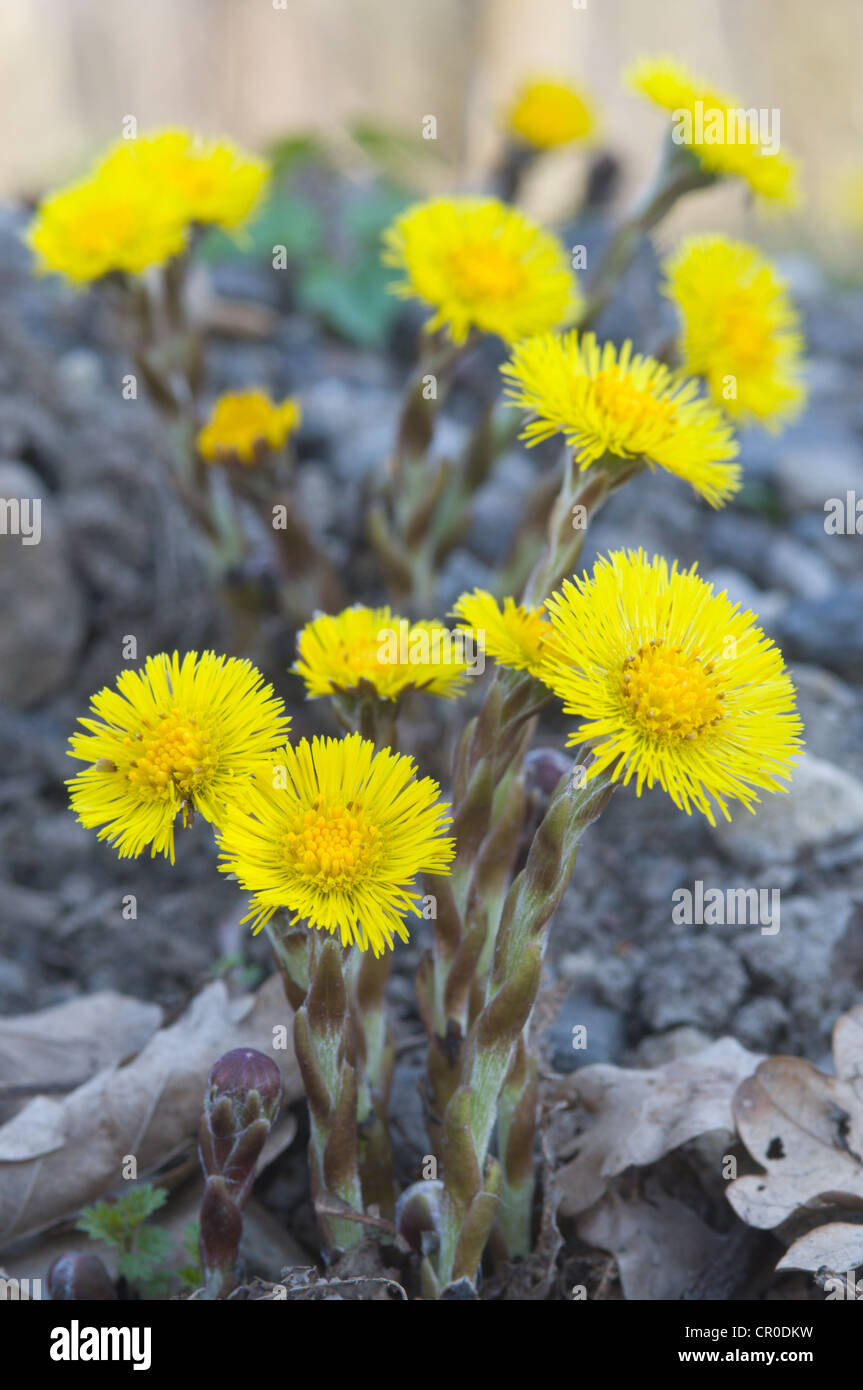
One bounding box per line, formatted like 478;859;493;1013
447;242;525;302
718;295;775;371
592;370;678;434
284;800;381;884
621;642;724;739
125;712;213;796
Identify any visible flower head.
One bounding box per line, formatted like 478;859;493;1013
218;734;454;953
540;550;803;824
506;77;596;149
382;196;580;344
100;130;269;231
627;57;798;205
197;390;301;466
294;606;470;701
27;160;187;284
502;331;740;506
67;652;290;861
662;235;806;431
451;590;556;679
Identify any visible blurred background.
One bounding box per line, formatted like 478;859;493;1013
2;0;862;261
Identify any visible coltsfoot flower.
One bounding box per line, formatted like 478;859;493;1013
382;196;580;344
100;129;269;231
627;57;798;205
662;236;806;431
197;390;302;466
540;550;803;824
294;606;470;701
218;733;455;953
27;161;187;284
506;77;596;149
67;652;290;861
502;331;740;506
451;590;556;679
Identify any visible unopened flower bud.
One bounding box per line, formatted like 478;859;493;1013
48;1251;117;1301
205;1047;282;1128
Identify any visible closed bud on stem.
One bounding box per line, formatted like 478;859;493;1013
198;1047;282;1299
48;1251;117;1301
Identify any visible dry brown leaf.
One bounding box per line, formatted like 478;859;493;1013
548;1038;762;1218
0;991;163;1102
0;974;301;1248
577;1175;730;1300
727;1004;863;1232
777;1222;863;1275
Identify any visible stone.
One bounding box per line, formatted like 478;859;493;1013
775;587;863;678
0;461;85;708
637;937;747;1033
711;754;863;867
550;992;626;1073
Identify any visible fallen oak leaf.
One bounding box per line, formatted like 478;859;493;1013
547;1037;762;1219
726;1004;863;1232
0;975;301;1249
777;1222;863;1277
0;991;163;1104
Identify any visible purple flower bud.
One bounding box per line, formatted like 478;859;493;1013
205;1048;282;1126
48;1251;117;1301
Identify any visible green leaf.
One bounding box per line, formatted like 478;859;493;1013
197;192;324;264
118;1227;174;1287
343;184;412;248
77;1183;168;1252
297;259;399;347
348;120;440;186
265;133;328;179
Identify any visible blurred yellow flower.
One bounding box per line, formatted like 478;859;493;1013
662;235;806;432
541;550;803;824
628;57;798;205
100;129;269;231
67;652;290;862
218;733;455;953
451;590;555;679
502;331;740;507
295;605;470;701
27;161;187;284
197;390;301;466
382;197;580;344
506;77;595;149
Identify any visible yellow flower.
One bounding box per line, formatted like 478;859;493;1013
294;606;471;701
217;734;454;953
382;197;580;344
197;390;302;466
451;590;556;679
662;236;806;431
501;331;740;507
27;161;187;284
627;57;798;205
540;550;803;824
67;652;290;861
100;129;269;231
506;77;596;149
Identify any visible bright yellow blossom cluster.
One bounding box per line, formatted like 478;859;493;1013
197;390;302;466
537;550;803;824
502;331;741;507
28;128;269;285
294;605;471;702
506;77;596;149
662;236;806;431
383;196;581;344
628;57;798;205
67;649;454;954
